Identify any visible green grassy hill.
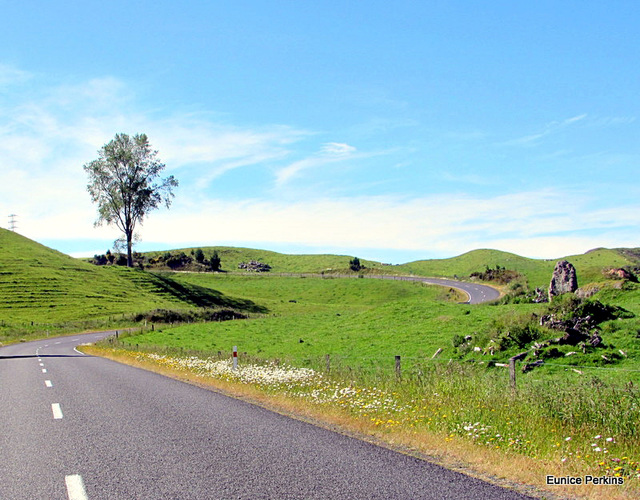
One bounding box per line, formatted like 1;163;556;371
398;248;636;289
0;229;257;327
141;245;638;290
143;246;387;274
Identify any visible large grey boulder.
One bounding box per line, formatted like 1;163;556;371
548;260;578;300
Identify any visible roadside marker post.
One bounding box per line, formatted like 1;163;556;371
232;346;238;371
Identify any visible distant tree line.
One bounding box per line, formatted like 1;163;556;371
91;248;221;272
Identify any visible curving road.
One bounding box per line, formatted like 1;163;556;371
408;277;501;304
271;273;501;304
0;332;535;499
349;274;501;304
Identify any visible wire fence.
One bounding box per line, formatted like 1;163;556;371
102;331;640;391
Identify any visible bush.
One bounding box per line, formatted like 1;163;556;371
92;254;108;266
470;265;522;284
166;252;191;270
349;257;363;272
210;251;221;271
549;295;633;323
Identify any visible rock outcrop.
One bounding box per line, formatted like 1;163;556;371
604;268;633;280
238;260;272;272
548;260;578;300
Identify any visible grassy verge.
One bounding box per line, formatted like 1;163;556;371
83;342;639;500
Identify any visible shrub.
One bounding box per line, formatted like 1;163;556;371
549;295;633;323
210;251;221;271
349;257;363;272
194;248;205;263
92;254;108;266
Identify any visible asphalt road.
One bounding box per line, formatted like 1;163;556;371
0;332;537;500
358;275;501;304
414;277;501;304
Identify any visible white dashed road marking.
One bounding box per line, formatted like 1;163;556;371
65;474;88;500
42;369;47;373
45;380;53;388
51;403;63;419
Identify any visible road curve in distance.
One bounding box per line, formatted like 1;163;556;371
417;277;501;304
359;274;500;304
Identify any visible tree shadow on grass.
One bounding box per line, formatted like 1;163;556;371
147;273;269;314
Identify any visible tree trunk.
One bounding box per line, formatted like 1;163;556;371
126;230;133;268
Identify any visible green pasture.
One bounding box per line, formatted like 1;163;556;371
0;229;259;341
125;274;489;362
123;271;640;385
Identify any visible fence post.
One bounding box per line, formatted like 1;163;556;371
325;354;331;374
509;358;516;391
509;352;527;393
232;346;238;371
395;355;401;380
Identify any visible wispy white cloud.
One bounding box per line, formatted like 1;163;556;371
0;63;31;87
274;142;358;187
586;115;636;128
321;142;356;155
502;113;588;147
0;72;307;233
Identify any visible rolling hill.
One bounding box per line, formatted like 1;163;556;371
399;247;636;289
139;245;638;290
0;229;260;326
3;226;637;328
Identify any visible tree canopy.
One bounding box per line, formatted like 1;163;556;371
84;133;178;267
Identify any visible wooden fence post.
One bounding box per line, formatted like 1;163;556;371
509;358;517;391
509;352;527;393
395;355;401;380
325;354;331;374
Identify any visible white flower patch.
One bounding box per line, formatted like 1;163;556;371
139;353;320;388
136;352;408;418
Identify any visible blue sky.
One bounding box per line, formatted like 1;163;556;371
1;1;638;263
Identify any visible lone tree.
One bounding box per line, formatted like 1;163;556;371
84;133;178;267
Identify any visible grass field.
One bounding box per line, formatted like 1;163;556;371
0;229;261;342
123;273;479;364
120;272;640;382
